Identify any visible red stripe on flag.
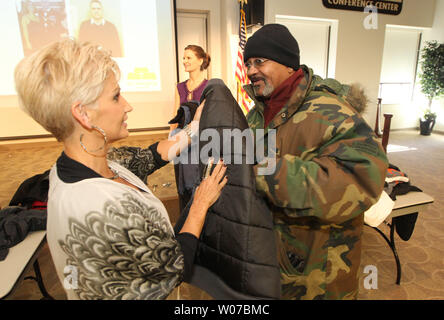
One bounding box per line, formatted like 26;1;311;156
235;8;253;115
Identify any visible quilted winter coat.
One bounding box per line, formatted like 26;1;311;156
174;79;281;299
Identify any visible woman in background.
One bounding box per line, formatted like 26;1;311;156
170;45;212;220
14;39;227;300
172;45;211;130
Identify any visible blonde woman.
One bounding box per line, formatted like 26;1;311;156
14;39;227;300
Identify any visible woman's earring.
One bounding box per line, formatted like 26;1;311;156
80;125;107;154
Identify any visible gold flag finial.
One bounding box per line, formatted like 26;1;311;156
238;0;248;9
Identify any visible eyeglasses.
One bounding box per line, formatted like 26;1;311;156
244;58;270;70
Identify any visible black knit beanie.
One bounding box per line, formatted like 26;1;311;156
244;24;300;70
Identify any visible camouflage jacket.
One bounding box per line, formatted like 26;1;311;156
244;65;388;300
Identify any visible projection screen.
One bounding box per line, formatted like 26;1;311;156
0;0;177;139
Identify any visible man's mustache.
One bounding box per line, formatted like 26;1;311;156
250;76;266;84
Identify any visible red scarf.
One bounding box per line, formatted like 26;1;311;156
263;68;304;127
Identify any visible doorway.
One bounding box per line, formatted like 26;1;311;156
275;16;338;79
176;10;210;83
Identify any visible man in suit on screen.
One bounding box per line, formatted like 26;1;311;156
78;0;123;57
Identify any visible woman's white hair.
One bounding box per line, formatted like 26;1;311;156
14;39;120;141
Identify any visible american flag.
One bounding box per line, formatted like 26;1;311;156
235;1;253;115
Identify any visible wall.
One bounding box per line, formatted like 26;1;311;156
176;0;240;103
0;0;236;140
176;0;224;81
220;0;242;95
265;0;437;128
0;0;178;140
421;0;444;132
1;0;441;140
382;0;444;132
180;0;442;131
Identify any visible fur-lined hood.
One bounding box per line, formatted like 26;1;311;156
310;74;369;114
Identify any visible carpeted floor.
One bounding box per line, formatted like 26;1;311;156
358;130;444;300
1;129;443;300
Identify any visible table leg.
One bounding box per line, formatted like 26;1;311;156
366;223;402;285
25;259;54;300
389;223;402;285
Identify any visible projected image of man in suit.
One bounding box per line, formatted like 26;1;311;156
17;0;68;57
78;0;123;57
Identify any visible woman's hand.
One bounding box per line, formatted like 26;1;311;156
193;158;227;210
169;123;179;132
157;100;205;162
179;159;228;237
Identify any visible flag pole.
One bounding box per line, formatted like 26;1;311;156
236;0;252;115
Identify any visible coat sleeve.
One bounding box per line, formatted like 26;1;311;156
107;142;169;183
254;100;389;225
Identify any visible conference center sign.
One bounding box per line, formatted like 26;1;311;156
323;0;403;15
